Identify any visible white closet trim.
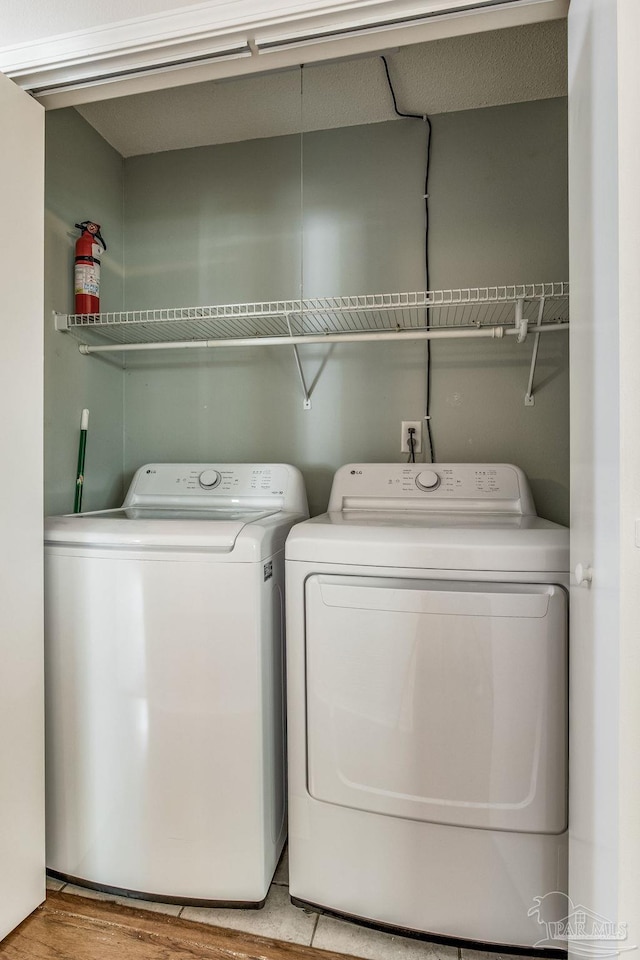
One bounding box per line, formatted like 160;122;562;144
0;0;568;108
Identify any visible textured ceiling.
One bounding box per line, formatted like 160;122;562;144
75;19;567;157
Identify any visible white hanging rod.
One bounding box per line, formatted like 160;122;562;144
77;322;567;355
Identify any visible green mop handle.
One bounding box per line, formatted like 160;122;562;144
73;409;89;514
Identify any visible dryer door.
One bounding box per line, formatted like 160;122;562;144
305;575;567;834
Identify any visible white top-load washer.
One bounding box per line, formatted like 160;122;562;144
285;463;569;950
45;463;308;906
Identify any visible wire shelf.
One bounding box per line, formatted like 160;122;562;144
56;282;569;348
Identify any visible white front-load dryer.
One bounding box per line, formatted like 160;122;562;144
45;463;308;906
285;463;569;950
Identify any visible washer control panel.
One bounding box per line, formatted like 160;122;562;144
123;463;308;514
328;463;536;515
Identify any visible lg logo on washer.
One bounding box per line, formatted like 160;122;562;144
350;470;362;475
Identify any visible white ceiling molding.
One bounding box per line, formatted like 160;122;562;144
0;0;568;108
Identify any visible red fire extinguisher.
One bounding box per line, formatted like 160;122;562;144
74;221;107;315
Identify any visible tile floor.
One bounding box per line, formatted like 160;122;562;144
45;850;539;960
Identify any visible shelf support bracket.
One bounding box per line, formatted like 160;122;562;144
524;297;545;406
286;313;311;409
292;345;311;409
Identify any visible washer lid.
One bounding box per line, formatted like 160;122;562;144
44;506;278;550
285;511;569;573
44;463;309;555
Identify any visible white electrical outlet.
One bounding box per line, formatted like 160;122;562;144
401;420;423;454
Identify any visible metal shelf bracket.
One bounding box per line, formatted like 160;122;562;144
292;345;311;410
286;313;312;410
524;297;546;406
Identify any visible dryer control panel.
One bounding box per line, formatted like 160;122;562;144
328;463;536;515
124;463;309;514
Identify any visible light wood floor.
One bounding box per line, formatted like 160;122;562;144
0;890;353;960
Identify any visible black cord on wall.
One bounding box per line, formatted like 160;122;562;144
381;55;435;464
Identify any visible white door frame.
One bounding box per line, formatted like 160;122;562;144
569;0;640;956
0;70;45;941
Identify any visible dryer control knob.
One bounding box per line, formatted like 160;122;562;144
415;470;441;491
199;469;222;490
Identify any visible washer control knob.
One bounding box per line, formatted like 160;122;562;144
198;469;222;490
415;470;441;491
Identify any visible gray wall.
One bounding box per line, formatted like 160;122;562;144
121;99;568;521
45;108;125;515
44;98;568;521
122;121;427;515
429;98;569;523
123;135;303;308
